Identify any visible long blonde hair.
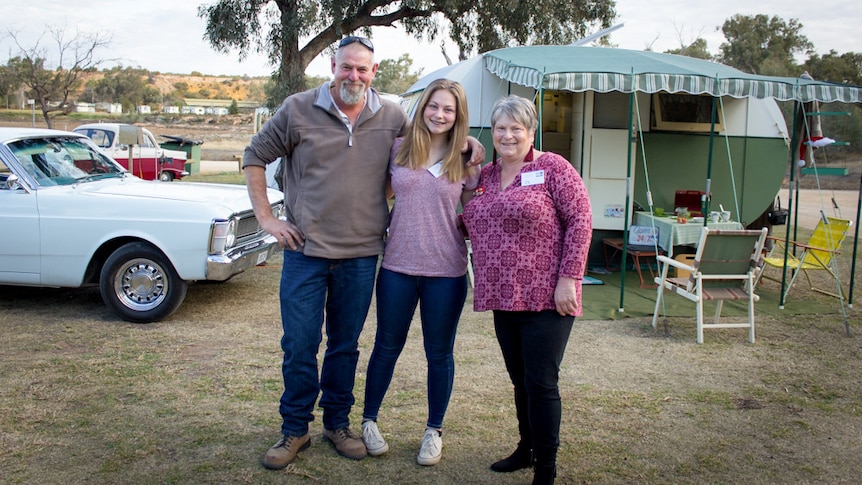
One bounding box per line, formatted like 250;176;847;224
394;79;470;183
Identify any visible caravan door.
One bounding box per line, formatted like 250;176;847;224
580;92;649;231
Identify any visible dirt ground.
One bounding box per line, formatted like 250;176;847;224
1;251;860;484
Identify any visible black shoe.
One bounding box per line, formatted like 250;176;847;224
490;447;533;473
532;464;556;485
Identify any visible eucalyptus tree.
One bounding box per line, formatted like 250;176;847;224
373;54;422;95
717;14;812;76
198;0;616;107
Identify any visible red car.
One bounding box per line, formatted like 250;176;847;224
74;123;189;181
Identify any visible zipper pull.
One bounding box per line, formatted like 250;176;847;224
348;133;353;147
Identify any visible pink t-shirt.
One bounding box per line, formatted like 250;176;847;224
381;141;480;277
462;152;592;314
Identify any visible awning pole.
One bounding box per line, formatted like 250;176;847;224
848;168;861;307
779;101;803;309
536;88;543;150
702;95;718;223
618;80;636;312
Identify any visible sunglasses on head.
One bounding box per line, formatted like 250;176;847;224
338;36;374;52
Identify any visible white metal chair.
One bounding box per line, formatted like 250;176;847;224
652;227;768;344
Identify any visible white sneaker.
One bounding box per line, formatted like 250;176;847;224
417;428;442;466
361;420;389;456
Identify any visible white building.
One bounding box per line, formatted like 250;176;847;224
181;106;206;115
94;102;123;114
74;102;96;113
205;107;229;116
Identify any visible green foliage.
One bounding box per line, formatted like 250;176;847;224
718;14;813;76
804;50;862;85
664;38;713;60
713;15;861;154
0;62;21;106
801;54;862;154
373;54;423;95
305;74;330;87
262;73;329;110
198;0;617;105
94;66;160;107
228;98;239;115
818;103;862;160
442;0;618;57
172;81;190;96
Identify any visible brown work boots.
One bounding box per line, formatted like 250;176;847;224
323;427;368;460
261;433;311;469
262;427;367;469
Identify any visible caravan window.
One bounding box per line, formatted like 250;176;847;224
651;93;723;133
592;92;630;129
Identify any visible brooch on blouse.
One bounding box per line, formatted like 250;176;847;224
473;186;485;196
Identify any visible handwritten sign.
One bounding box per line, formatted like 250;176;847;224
628;226;658;246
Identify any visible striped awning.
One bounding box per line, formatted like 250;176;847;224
483;46;862;103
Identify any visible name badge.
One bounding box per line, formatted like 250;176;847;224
521;170;545;186
427;161;444;178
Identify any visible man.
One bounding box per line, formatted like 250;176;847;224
242;36;483;470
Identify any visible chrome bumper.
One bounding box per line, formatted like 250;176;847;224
205;234;279;281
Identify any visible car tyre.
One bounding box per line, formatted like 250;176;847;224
100;242;188;323
159;171;174;182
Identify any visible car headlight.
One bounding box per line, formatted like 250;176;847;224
210;218;237;253
272;202;286;221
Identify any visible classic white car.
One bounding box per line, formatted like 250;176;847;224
0;127;283;323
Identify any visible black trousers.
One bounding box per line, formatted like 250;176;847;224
493;310;574;466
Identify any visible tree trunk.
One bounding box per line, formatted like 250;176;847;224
269;0;306;108
40;106;53;129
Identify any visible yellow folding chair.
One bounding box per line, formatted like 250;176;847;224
652;227;768;344
758;217;852;303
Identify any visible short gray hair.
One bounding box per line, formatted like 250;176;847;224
490;95;538;132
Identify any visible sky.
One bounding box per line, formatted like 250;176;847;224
1;0;858;81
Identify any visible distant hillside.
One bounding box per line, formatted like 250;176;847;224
149;73;269;102
80;72;271;103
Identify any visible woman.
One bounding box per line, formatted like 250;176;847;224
361;79;478;466
461;95;592;485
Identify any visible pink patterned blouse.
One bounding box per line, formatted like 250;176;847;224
461;151;592;314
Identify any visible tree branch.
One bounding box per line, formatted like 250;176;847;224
299;5;434;68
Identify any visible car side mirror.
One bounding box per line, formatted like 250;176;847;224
5;173;23;191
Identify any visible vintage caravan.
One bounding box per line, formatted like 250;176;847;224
401;46;802;236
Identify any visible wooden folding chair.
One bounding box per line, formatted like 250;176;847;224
652;227;768;344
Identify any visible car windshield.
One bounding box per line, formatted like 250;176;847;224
73;128;114;148
8;136;125;187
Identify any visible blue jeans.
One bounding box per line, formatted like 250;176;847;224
278;249;378;436
493;310;574;467
363;268;467;429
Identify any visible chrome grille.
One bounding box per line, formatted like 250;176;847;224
236;211;263;244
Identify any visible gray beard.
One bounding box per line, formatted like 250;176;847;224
340;83;366;106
